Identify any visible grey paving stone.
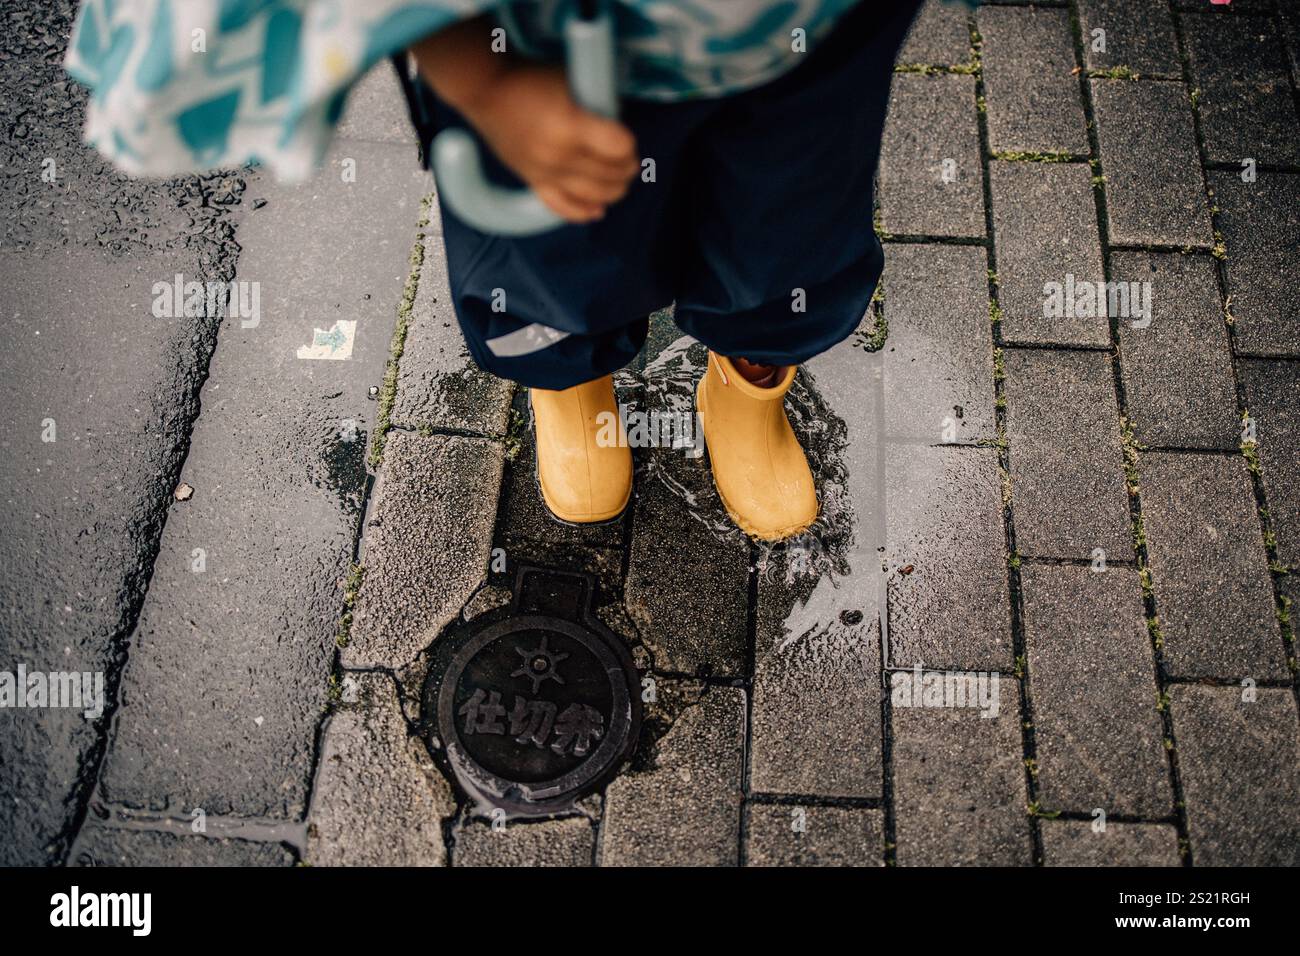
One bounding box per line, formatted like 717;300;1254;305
346;433;503;669
1115;252;1239;450
1210;171;1300;356
1003;349;1131;559
1041;820;1181;866
498;385;627;550
979;6;1089;155
885;445;1013;671
882;244;996;442
744;805;884;866
1239;360;1300;568
878;73;985;238
1091;80;1212;247
1020;564;1172;816
98;143;425;821
305;673;456;866
1078;0;1182;76
747;332;887;796
1184;14;1300;166
1171;684;1300;866
336;60;419;146
393;236;515;436
892;697;1031;865
600;685;745;866
453;816;593;867
71;826;295;867
899;0;973;66
1140;452;1287;678
990;160;1110;346
624;480;749;677
752;550;882;798
624;342;750;677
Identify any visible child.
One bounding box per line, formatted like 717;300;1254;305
67;0;924;540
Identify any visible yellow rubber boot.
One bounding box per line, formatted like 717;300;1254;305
530;374;632;524
696;352;818;541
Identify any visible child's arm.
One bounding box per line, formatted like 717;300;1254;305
410;16;639;223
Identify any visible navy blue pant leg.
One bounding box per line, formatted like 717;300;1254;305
672;0;921;364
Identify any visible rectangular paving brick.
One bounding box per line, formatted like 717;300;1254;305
1114;252;1239;450
624;457;750;678
744;805;883;866
1091;79;1213;247
336;60;420;146
346;433;502;670
600;685;745;866
305;672;455;866
879;73;984;238
1078;0;1182;76
753;332;885;796
453;817;593;867
1140;452;1287;678
393;236;515;436
1041;821;1181;866
752;551;882;798
1210;171;1300;356
885;445;1012;671
990;160;1110;346
1240;359;1300;568
979;6;1089;155
1003;348;1131;559
1020;564;1172;817
892;700;1031;865
882;243;996;442
899;0;972;66
1184;14;1300;166
1171;685;1300;866
72;826;296;867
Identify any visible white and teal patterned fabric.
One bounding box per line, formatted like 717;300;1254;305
65;0;908;181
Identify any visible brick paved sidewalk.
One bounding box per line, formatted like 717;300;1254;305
302;0;1300;867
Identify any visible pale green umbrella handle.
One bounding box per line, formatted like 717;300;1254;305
432;3;618;235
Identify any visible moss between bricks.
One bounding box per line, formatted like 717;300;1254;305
368;193;434;469
872;205;894;241
991;149;1081;163
335;563;364;649
854;281;888;352
1026;800;1061;819
1085;66;1139;80
893;60;979;77
503;406;527;462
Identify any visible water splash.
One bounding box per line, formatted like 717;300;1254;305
628;332;860;593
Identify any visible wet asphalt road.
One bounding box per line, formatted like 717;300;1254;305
0;0;426;862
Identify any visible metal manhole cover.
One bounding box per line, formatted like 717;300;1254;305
421;567;641;818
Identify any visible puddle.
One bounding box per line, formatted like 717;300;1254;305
632;333;860;583
313;421;368;514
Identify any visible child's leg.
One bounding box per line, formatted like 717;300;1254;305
673;0;922;366
677;0;923;539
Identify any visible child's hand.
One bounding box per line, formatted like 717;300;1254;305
462;65;639;223
411;17;639;223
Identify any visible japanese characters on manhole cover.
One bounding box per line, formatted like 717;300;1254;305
422;567;641;818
